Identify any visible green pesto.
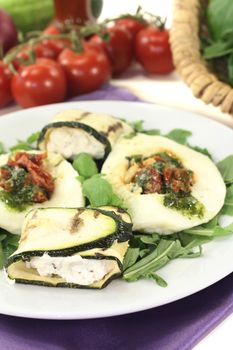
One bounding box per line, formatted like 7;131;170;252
0;166;41;212
129;152;204;218
163;192;204;218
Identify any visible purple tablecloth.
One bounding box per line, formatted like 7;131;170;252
1;84;233;350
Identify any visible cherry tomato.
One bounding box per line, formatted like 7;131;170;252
11;44;56;70
115;18;147;39
12;26;70;69
0;61;12;107
39;25;71;60
43;25;61;36
58;46;111;96
135;27;174;74
89;26;133;76
11;58;67;108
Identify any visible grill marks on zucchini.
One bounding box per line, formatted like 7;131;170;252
6;207;132;289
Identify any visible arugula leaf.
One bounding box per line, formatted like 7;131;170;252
182;220;233;237
0;142;5;155
221;184;233;215
217;155;233;184
142;129;160;136
166;129;192;145
0;230;19;268
10;141;35;152
73;153;98;179
10;131;40;152
139;234;160;245
123;239;197;283
178;233;211;250
82;174;124;207
26;132;40;144
130;120;144;132
145;273;168;287
0;244;4;269
123;248;140;270
127;120;160;137
188;145;213;159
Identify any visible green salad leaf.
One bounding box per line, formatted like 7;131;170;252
10;131;40;152
221;185;233;215
73;153;98;179
188;145;213;159
165;129;192;145
203;41;233;59
127;119;160;136
0;230;19;269
123;247;140;271
82;174;124;208
217;155;233;184
0;142;5;155
123;238;202;283
207;0;233;41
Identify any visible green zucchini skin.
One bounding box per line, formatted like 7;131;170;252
37;121;112;161
7;208;132;266
8;273;122;290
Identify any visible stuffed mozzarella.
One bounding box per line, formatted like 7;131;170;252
6;207;132;289
38;109;133;160
102;134;226;234
0;151;84;234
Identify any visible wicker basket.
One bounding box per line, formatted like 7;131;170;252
170;0;233;115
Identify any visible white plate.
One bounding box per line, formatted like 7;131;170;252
0;101;232;320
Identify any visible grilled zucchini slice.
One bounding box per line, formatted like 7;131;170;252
38;109;133;160
6;207;132;289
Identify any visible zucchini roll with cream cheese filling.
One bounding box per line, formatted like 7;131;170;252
0;151;84;234
6;207;132;289
38;109;133;161
102;134;226;234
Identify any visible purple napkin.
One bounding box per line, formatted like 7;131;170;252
0;84;233;350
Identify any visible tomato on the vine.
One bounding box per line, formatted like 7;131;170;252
39;25;71;60
11;58;67;108
89;26;133;76
115;18;147;39
58;45;111;96
0;61;12;107
12;26;70;69
135;27;174;74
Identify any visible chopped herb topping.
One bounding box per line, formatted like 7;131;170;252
125;152;204;218
0;152;54;211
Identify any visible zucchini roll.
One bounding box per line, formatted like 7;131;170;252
102;134;226;234
0;151;84;234
6;207;132;289
38;109;133;160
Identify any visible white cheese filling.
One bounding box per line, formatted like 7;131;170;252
47;127;105;159
25;253;115;286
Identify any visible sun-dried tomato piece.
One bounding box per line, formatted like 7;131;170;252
8;152;54;196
